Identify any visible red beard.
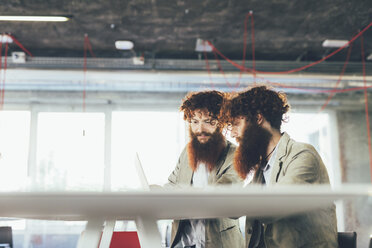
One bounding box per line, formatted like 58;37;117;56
187;127;226;172
234;123;272;179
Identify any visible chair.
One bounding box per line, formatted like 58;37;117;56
0;226;12;248
338;231;357;248
110;231;141;248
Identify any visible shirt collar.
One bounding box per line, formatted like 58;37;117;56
262;137;282;172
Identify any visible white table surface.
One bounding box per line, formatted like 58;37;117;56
0;184;370;248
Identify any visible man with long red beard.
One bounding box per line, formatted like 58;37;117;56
167;90;244;248
221;86;338;248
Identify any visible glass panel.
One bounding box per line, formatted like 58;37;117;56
111;111;185;190
282;113;335;184
36;112;105;191
0;111;30;191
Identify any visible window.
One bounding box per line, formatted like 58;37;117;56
111;111;185;190
282;113;337;185
35;112;105;191
0;111;30;191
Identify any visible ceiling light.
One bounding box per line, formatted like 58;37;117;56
195;38;212;52
115;40;134;50
12;52;26;63
0;16;70;22
0;34;13;43
322;39;349;48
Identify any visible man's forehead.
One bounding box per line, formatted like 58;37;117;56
231;116;246;123
191;109;212;119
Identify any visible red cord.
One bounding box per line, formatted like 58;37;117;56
250;12;256;84
85;35;96;58
207;21;372;75
203;43;213;88
83;35;88;112
0;40;2;110
361;35;372;182
213;49;233;90
238;13;251;85
7;34;33;57
319;43;353;112
0;43;7;110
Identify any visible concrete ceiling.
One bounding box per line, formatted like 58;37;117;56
1;0;372;62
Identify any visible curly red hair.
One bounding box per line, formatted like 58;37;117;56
220;85;290;130
180;90;225;122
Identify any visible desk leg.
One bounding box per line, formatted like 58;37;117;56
76;219;104;248
99;220;116;248
135;217;162;248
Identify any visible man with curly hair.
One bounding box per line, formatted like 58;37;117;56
222;86;338;248
167;90;244;248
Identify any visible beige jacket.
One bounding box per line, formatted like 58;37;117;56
246;132;338;248
168;141;244;248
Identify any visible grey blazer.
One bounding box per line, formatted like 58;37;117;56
168;141;244;248
246;132;338;248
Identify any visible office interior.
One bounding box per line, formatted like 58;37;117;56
0;1;371;247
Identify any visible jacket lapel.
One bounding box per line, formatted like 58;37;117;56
183;163;194;185
253;168;264;184
269;132;290;184
208;141;230;184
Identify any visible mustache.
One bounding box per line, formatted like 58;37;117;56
194;132;211;136
187;127;225;172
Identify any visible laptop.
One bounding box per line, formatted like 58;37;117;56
134;152;150;190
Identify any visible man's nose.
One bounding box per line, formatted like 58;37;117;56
196;123;208;133
230;128;238;138
194;123;202;133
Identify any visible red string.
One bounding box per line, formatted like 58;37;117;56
0;40;2;110
203;43;213;88
250;12;256;84
7;34;33;57
262;77;372;93
0;43;8;110
213;49;235;90
83;35;88;112
207;21;372;75
238;13;251;85
360;35;372;182
319;43;353;112
85;35;96;58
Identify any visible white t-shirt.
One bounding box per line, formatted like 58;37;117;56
179;163;209;248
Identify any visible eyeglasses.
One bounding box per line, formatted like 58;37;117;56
190;119;218;127
226;120;241;131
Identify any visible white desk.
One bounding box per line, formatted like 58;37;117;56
0;185;370;248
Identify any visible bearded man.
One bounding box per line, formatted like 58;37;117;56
167;90;244;248
222;86;338;248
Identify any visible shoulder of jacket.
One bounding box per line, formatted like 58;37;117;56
225;141;237;159
180;146;188;157
286;139;318;160
227;140;237;152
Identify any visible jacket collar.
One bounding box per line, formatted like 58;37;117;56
276;132;290;162
253;132;291;184
268;132;291;183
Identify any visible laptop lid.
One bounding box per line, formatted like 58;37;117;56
134;152;150;190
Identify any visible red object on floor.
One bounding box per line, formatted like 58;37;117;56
110;231;141;248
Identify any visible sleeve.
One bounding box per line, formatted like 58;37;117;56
165;156;181;187
164;148;187;188
258;149;323;224
216;163;243;185
279;150;320;184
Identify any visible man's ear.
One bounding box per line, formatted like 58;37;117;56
256;113;264;125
